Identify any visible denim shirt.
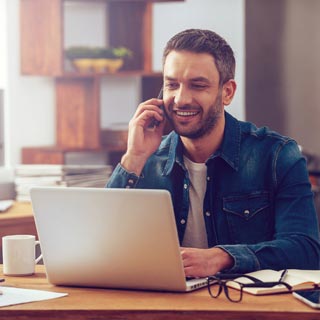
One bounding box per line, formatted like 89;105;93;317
107;112;320;273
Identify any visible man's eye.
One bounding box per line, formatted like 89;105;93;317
192;84;207;89
165;83;178;90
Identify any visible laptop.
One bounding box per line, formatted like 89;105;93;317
30;187;208;292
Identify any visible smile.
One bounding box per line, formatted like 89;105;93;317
174;111;199;117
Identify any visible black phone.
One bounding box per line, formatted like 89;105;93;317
149;88;164;128
292;290;320;309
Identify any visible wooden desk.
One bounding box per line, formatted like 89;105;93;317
0;202;37;253
0;265;318;320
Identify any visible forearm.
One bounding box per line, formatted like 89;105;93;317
120;153;147;177
218;234;320;273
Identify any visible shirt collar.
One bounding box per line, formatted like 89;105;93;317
162;132;182;175
162;111;241;175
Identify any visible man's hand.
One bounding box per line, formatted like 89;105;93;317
121;98;165;176
180;247;234;278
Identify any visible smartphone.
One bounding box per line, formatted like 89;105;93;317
292;290;320;309
149;88;164;128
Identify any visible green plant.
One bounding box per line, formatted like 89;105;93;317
65;46;96;59
97;47;118;59
112;47;133;59
94;47;133;59
65;46;133;60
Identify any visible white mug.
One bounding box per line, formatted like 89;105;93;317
2;235;42;276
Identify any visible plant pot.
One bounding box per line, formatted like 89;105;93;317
91;59;109;73
72;59;94;72
105;58;124;73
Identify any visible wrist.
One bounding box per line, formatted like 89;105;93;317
120;153;147;177
212;247;234;271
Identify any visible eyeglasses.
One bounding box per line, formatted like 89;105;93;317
207;273;292;303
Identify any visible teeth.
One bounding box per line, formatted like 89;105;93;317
176;111;198;116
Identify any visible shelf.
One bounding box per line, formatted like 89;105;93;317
20;0;161;76
63;0;183;3
20;0;180;165
57;71;162;79
22;146;126;165
22;145;126;154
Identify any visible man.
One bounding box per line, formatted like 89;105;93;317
107;29;320;277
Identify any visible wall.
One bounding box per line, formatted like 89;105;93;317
0;0;7;172
246;0;320;156
4;0;245;168
0;90;4;166
284;0;320;155
6;0;56;167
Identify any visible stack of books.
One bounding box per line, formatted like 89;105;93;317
14;164;113;202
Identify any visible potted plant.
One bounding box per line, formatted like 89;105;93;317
108;47;132;73
65;46;133;73
96;46;133;73
65;46;96;72
112;47;133;59
91;47;114;73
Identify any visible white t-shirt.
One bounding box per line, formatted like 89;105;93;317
182;156;208;249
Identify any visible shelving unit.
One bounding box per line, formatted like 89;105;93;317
20;0;182;166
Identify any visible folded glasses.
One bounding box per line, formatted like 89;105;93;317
207;273;292;302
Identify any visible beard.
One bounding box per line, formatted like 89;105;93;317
166;90;223;139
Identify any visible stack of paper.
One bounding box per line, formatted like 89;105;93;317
14;164;113;202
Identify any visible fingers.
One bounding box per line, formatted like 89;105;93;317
132;99;164;126
180;247;234;278
180;247;194;267
181;247;216;278
180;247;202;277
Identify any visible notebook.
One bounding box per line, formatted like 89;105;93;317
30;187;208;292
229;269;320;295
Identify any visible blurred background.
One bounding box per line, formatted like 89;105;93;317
0;0;319;215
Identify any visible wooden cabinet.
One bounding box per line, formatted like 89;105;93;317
20;0;182;165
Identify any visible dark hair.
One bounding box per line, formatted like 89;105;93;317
162;29;235;85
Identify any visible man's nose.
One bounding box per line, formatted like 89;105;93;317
174;86;192;107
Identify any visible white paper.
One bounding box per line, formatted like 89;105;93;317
0;286;68;307
0;200;13;212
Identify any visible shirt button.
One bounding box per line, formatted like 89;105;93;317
244;209;250;215
180;219;186;225
205;211;211;217
207;176;210;181
183;184;188;189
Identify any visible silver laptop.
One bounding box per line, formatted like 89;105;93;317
30;187;208;292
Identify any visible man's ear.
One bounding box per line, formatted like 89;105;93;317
222;79;237;106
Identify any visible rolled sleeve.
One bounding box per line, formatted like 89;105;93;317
216;244;261;273
106;164;140;189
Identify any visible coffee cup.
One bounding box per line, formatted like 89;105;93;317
2;235;42;276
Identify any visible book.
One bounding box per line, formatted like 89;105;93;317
229;269;320;295
15;164;112;177
14;164;113;202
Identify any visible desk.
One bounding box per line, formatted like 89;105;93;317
0;265;318;320
0;202;37;254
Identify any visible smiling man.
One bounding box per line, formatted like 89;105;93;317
107;29;320;277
